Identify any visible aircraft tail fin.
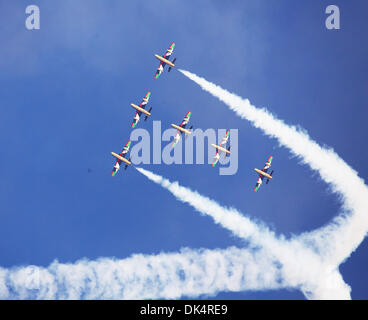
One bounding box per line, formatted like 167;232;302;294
125;157;132;170
185;125;193;139
144;107;152;121
168;58;176;72
226;145;231;157
266;170;274;184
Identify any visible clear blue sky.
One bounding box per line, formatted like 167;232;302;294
0;0;367;299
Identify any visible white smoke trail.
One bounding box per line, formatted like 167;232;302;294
135;167;351;299
0;246;290;299
178;69;368;268
135;168;276;245
2;70;364;300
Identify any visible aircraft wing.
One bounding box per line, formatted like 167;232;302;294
171;131;181;148
266;155;273;166
219;130;230;147
131;112;141;128
261;155;273;174
131;92;151;128
154;63;164;79
140;91;151;107
163;42;175;59
180;111;191;129
111;140;131;176
211;150;220;167
253;179;262;192
253;175;265;192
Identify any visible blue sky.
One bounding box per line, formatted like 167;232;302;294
0;0;367;299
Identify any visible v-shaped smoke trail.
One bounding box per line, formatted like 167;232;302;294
178;69;368;269
134;69;368;299
136;167;351;299
1;69;364;300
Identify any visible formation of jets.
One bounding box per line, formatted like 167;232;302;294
110;42;276;192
